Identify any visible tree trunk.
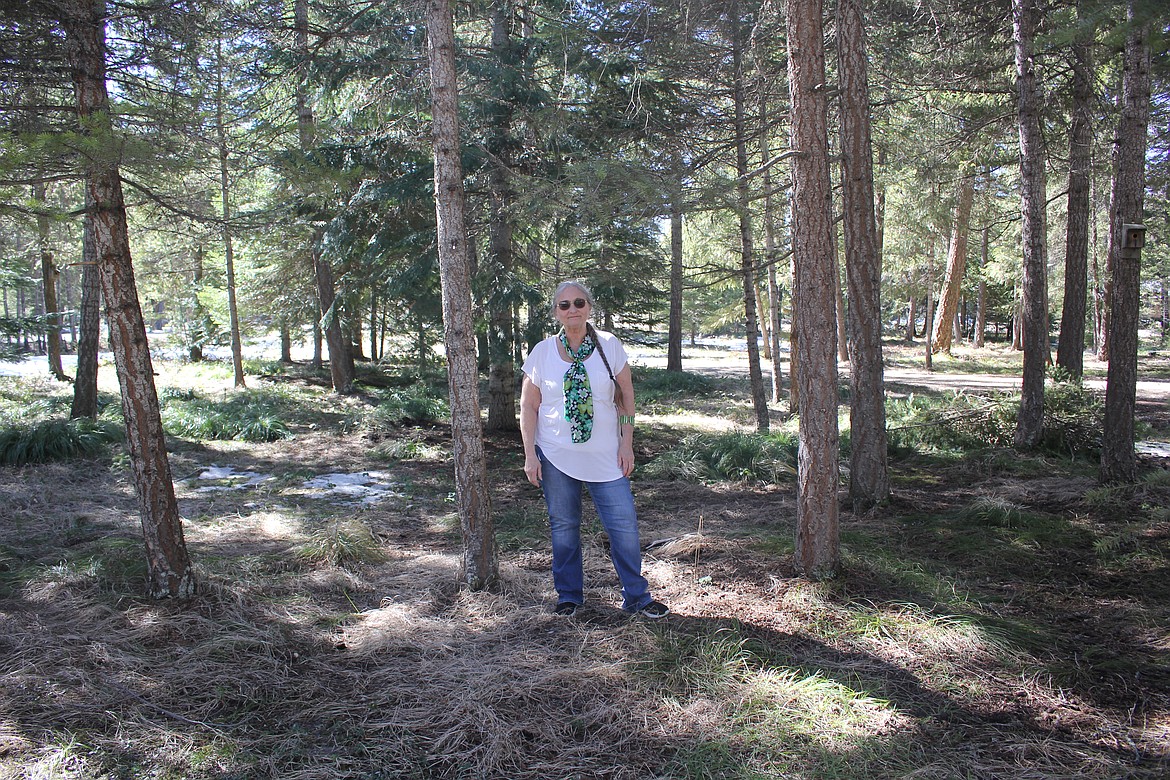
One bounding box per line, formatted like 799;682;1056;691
832;229;849;365
756;282;772;361
975;226;989;348
932;169;976;354
314;247;355;392
787;0;839;579
924;269;934;372
1012;0;1049;449
34;180;67;380
837;0;889;510
1092;175;1104;354
1162;280;1168;347
189;244;206;362
280;322;293;363
731;1;769;432
428;0;497;590
1057;13;1093;379
768;271;784;404
905;294;916;342
1100;5;1150;484
296;0;353;393
667;160;684;372
214;36;245;389
71;198;101;419
759;87;784;405
61;0;195;599
525;241;544;354
311;318;322;369
485;2;518;432
369;291;379;361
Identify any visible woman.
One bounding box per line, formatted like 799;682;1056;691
520;281;669;619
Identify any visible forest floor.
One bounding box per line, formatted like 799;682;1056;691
1;339;1169;779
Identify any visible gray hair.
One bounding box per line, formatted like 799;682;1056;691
550;280;596;318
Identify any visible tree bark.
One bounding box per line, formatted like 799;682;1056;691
759;91;784;404
730;1;769;432
428;0;498;590
667;160;684;372
214;36;245;389
975;226;989;348
369;291;379;361
314;247;355;392
71;197;101;419
787;0;839;579
485;2;518;432
34;180;68;380
189;244;206;362
296;0;353;393
280;322;293;363
931;169;976;354
1012;0;1049;449
60;0;195;599
837;0;889;510
832;229;849;364
924;268;934;372
1100;5;1150;484
1056;12;1093;379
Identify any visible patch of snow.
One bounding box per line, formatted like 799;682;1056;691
183;465;401;506
1136;441;1170;458
188;466;274;492
301;471;401;506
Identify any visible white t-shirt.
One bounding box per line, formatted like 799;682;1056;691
522;330;628;482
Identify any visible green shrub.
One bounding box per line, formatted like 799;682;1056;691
1039;380;1104;457
161;390;293;442
0;417;123;466
886;384;1103;459
369;383;449;428
632;367;722;400
644;430;797;484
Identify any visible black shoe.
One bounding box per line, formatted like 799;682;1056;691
632;600;670;619
554;601;579;617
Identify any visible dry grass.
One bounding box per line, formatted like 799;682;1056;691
1;361;1169;779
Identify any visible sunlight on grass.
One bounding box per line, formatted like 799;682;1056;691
430;512;462;539
373;433;448;462
846;602;1011;660
295;519;386;566
643;627;755;697
737;669;898;743
23;732;97;780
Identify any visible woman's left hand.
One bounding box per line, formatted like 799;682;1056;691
618;440;635;477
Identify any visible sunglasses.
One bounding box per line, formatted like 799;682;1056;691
557;298;588;310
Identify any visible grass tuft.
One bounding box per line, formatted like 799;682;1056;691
644;430;797;484
369;383;450;428
955;495;1029;528
295;519;386;566
640;626;755;696
161;389;293;442
0;417;123;466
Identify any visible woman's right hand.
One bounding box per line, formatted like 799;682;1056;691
524;454;542;487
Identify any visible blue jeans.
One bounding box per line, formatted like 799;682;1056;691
537;448;652;612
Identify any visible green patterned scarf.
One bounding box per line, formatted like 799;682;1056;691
559;330;596;443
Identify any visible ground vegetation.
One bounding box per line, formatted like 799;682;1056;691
1;344;1167;778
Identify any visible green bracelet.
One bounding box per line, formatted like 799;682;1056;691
619;415;635;426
